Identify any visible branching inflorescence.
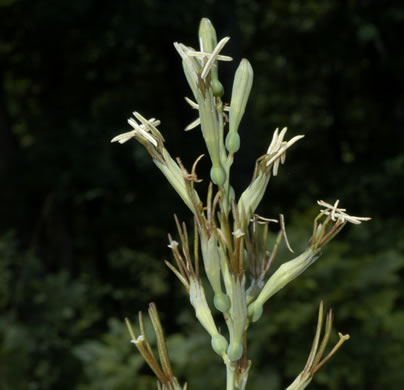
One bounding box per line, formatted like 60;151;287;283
112;18;370;390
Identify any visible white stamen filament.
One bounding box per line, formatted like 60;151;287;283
201;37;231;79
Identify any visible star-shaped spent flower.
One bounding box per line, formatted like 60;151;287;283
174;37;232;89
317;200;371;225
186;36;232;80
111;112;161;147
309;200;371;249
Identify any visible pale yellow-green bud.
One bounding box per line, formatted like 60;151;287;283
214;292;230;312
225;131;240;153
227;341;244;362
199;18;217;56
248;301;263;323
211;334;228;356
212;78;224;97
229;59;253;135
210;165;226;186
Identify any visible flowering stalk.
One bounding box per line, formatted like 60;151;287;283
112;18;370;390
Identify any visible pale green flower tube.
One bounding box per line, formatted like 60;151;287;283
227;276;247;361
226;59;253;153
198;96;226;186
200;233;230;312
237;172;269;227
189;278;228;356
249;248;321;322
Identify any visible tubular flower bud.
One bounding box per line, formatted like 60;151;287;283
249;248;321;322
189;278;217;336
197;94;225;179
201;234;230;312
227;277;247;361
189;278;228;356
228;59;254;136
198;18;217;56
237;172;269;229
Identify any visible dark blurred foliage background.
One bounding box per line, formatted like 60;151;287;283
1;0;403;389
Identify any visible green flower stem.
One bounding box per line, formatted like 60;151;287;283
221;153;235;215
216;99;227;165
226;361;236;390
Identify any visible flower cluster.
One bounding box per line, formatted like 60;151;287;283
113;18;370;390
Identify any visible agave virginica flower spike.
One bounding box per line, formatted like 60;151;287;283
114;18;372;390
